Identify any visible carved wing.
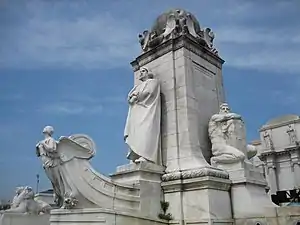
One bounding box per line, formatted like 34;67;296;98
186;14;198;38
57;134;96;162
69;134;96;155
162;14;176;38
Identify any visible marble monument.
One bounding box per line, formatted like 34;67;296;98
42;8;300;225
3;7;300;225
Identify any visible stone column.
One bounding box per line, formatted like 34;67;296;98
290;149;300;188
131;31;232;224
265;155;278;195
131;34;225;172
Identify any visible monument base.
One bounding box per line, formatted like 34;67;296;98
161;167;233;224
110;161;164;219
0;213;50;225
215;160;277;219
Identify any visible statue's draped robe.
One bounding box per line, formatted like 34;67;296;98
124;78;161;163
37;137;65;206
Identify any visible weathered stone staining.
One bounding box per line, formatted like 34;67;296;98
124;67;161;164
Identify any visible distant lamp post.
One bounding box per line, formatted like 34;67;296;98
36;174;40;194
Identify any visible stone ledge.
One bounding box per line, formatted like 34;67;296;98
214;160;267;185
50;207;168;225
161;166;229;182
131;34;224;72
162;175;231;192
114;161;165;174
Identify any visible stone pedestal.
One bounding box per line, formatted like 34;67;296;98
162;167;233;224
0;213;50;225
110;162;164;219
216;161;277;219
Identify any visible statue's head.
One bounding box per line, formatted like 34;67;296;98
15;186;24;195
23;187;34;199
139;67;154;81
43;125;54;137
219;103;230;114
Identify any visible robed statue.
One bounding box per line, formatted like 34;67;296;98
124;67;161;164
36;126;65;207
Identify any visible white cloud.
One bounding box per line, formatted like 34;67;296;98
36;93;125;116
37;102;103;115
0;1;139;69
0;0;299;73
215;26;300;73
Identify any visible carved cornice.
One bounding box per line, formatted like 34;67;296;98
161;167;229;182
259;118;300;131
259;145;300;161
131;34;224;72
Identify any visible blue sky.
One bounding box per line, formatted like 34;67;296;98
0;0;299;200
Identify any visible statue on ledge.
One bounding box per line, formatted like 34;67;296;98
208;103;246;165
1;186;51;214
124;67;161;164
36;126;65;207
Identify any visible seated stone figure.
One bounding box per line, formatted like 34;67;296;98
208;103;246;165
1;186;51;214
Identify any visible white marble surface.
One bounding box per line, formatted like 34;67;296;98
259;115;300;193
0;213;50;225
50;208;167;225
132;40;225;172
125;67;162;164
111;161;164;218
2;186;51;214
162;175;233;224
